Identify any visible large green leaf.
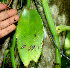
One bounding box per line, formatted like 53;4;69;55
16;9;44;66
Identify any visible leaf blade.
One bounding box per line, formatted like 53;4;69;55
16;9;44;66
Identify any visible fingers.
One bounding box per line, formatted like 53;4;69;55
0;24;16;38
0;3;7;11
0;15;19;30
0;3;19;38
0;9;17;21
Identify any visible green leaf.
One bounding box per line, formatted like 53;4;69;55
16;9;44;66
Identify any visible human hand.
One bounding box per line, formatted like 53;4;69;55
0;3;19;38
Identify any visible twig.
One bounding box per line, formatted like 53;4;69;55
7;0;12;8
21;0;22;8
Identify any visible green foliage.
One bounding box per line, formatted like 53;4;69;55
64;31;70;57
56;25;70;34
16;9;44;66
62;31;70;68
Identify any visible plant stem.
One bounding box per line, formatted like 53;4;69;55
2;50;9;68
10;31;16;68
26;0;30;8
56;25;70;34
42;0;61;68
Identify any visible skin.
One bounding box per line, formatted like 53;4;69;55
0;3;19;38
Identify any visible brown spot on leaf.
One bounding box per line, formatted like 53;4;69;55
28;45;32;51
31;45;35;51
34;34;36;37
41;42;43;49
20;45;26;49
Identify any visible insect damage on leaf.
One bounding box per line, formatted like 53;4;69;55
27;45;35;51
28;45;32;51
16;9;44;66
31;45;35;51
41;42;43;49
34;34;36;37
20;45;26;49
